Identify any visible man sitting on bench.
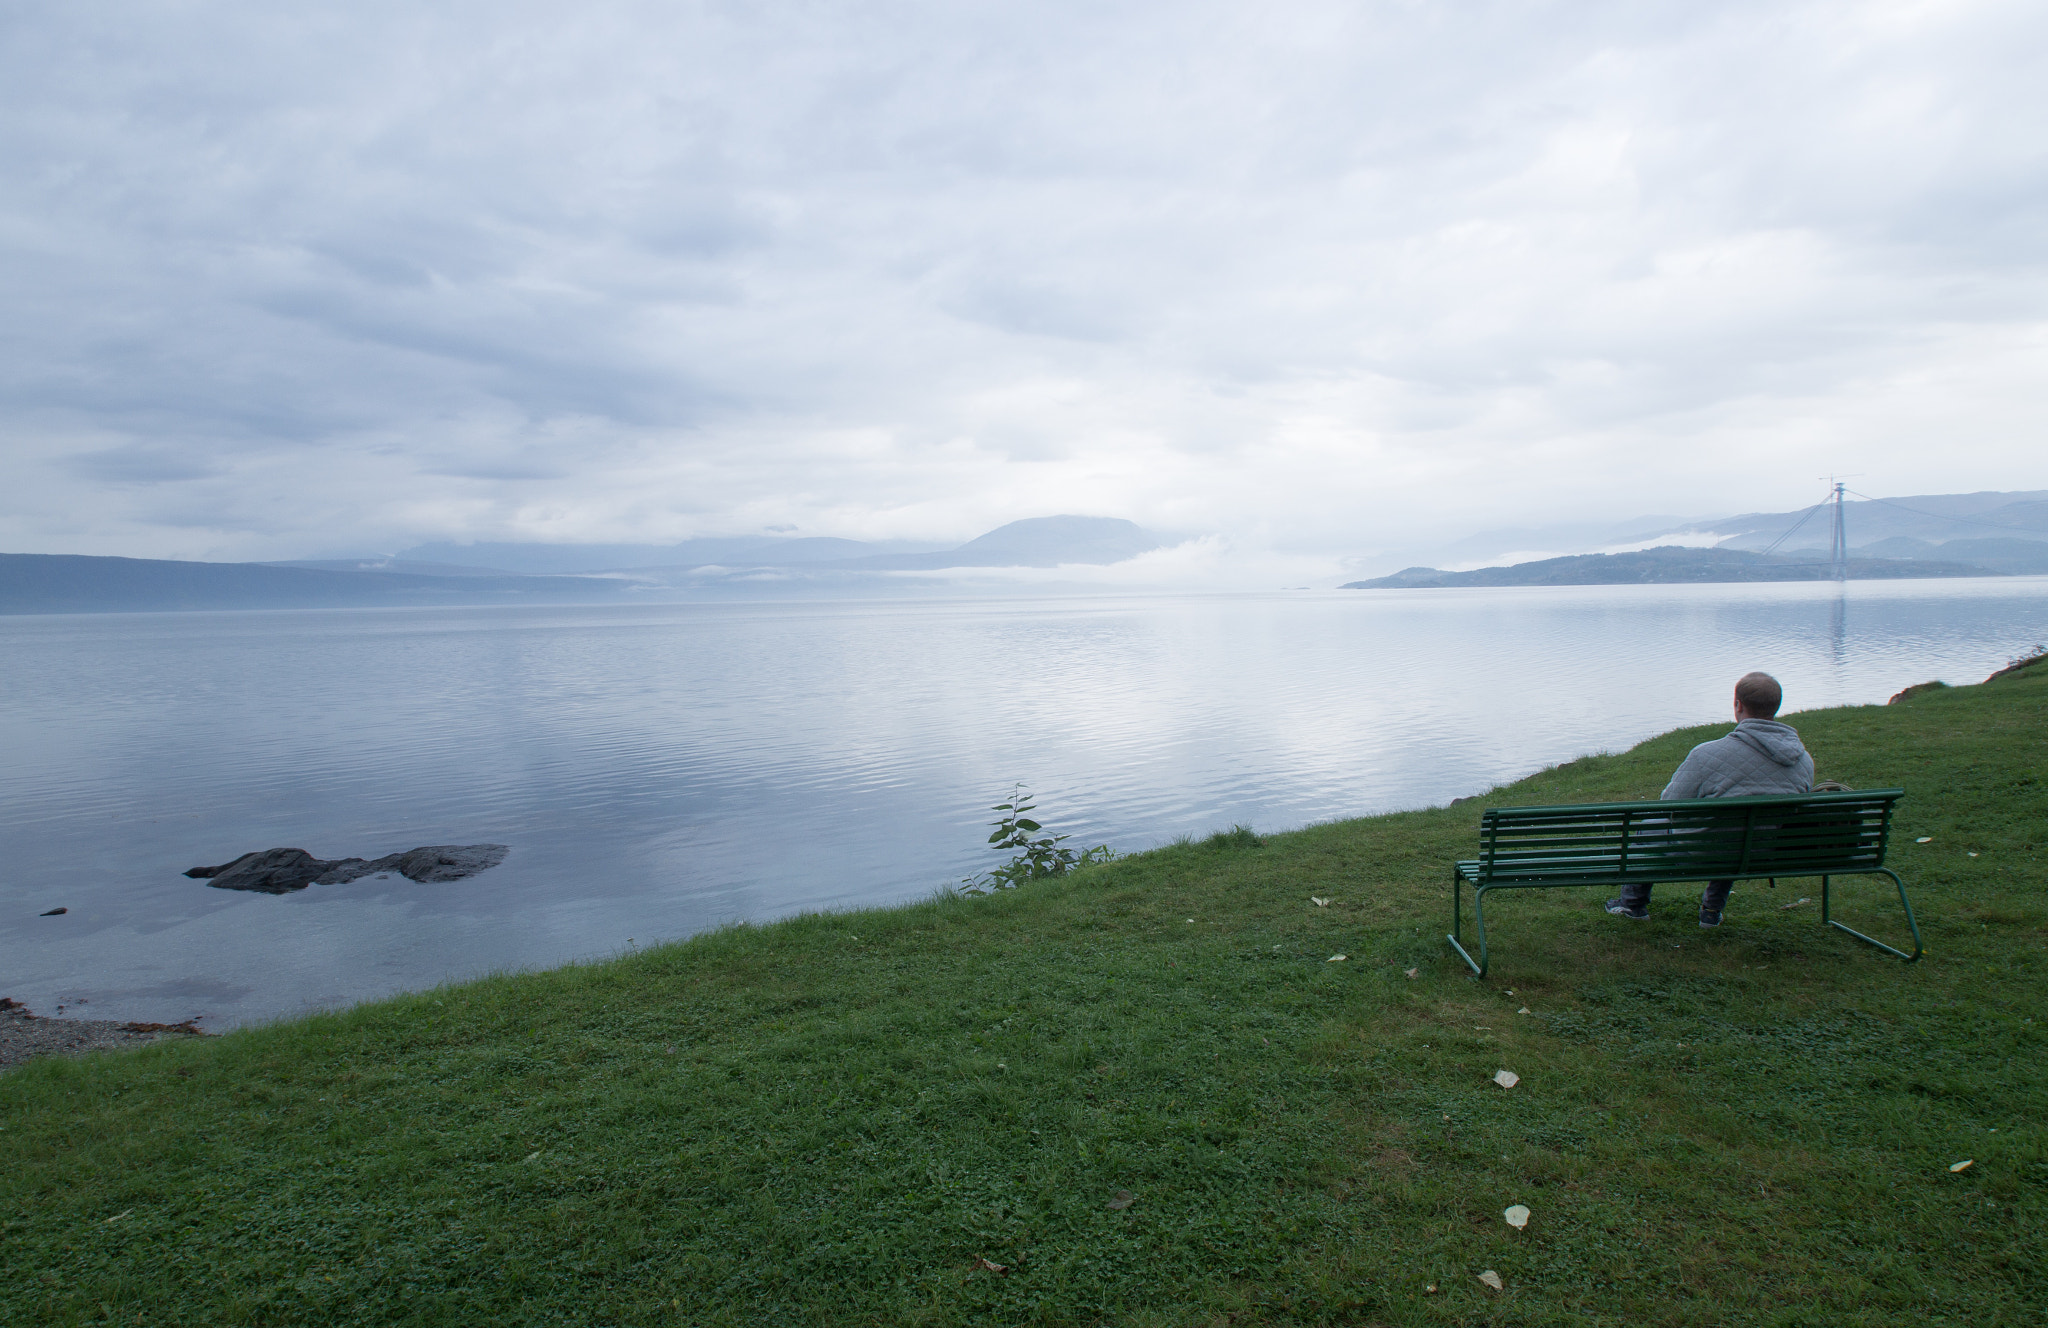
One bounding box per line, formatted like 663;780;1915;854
1606;671;1815;928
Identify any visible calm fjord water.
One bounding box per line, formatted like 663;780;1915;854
5;579;2045;1027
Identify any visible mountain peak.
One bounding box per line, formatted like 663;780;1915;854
944;516;1161;567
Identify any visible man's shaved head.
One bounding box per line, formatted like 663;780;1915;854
1735;672;1783;718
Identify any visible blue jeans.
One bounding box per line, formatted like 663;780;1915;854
1619;879;1733;912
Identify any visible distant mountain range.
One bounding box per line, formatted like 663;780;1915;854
1344;546;2004;590
1381;489;2048;576
1682;490;2048;552
0;555;632;615
1;517;1167;615
385;535;950;576
391;516;1161;576
1348;489;2048;588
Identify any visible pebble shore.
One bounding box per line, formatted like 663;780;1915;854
0;998;207;1069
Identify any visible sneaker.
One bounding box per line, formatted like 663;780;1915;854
1604;899;1648;920
1699;908;1723;928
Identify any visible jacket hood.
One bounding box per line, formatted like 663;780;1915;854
1729;719;1807;767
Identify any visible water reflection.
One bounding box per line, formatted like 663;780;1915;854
2;578;2043;1026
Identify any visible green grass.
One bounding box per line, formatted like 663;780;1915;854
5;661;2044;1326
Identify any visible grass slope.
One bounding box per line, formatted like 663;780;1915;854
4;663;2044;1326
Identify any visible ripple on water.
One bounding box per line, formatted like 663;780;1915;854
2;579;2044;1025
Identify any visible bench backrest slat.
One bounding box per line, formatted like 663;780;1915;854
1473;790;1901;884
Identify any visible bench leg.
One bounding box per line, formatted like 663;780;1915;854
1821;869;1924;963
1447;872;1488;977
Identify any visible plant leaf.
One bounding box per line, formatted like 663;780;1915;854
1493;1069;1520;1089
1504;1204;1530;1228
1478;1270;1503;1291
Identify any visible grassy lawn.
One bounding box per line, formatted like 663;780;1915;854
4;660;2043;1326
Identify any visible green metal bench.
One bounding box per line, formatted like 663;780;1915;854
1448;789;1921;977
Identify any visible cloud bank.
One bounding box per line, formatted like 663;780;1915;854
3;0;2045;565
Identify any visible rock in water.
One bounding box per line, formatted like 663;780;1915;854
376;844;509;882
185;844;508;893
184;848;343;893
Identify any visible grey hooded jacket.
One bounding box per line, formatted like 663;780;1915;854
1661;719;1814;801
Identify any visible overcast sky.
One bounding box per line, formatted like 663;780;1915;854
3;0;2045;569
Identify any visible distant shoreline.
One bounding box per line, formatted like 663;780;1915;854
1342;544;2021;589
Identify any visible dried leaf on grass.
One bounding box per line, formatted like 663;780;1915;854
1478;1270;1504;1291
1950;1159;1974;1173
1106;1189;1135;1210
1493;1069;1520;1089
1779;897;1812;910
1504;1204;1530;1228
974;1257;1008;1274
1517;1007;1531;1015
1404;967;1418;979
1310;896;1331;907
1327;954;1347;962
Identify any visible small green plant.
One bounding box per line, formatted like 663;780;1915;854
957;784;1113;893
1204;824;1263;850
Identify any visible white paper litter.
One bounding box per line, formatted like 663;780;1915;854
1504;1204;1530;1228
1493;1069;1520;1089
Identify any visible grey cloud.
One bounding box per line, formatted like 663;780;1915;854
60;446;229;485
415;459;572;482
1;0;2044;560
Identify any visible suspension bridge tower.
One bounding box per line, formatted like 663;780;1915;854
1828;482;1848;582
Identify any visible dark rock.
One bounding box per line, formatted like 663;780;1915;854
373;844;510;882
41;907;66;916
184;847;343;893
186;844;508;893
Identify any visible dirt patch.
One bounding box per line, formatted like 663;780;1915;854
0;997;208;1069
